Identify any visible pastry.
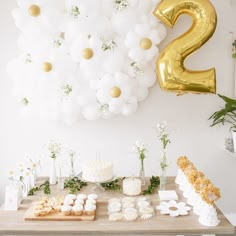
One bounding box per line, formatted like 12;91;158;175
139;206;154;215
108;202;121;213
140;213;153;220
122;201;135;209
87;194;98;200
61;205;72;216
65;194;77;201
109;212;123;221
63;198;74;206
85;204;96;215
75;198;84;205
77;194;87;200
123;207;138;221
72;204;83;216
108;198;121;204
86;198;96;205
123;177;141;196
122;197;136;203
137;197;148;202
137;200;150;208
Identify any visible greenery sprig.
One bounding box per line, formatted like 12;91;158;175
28;180;51;196
64;176;87;194
209;94;236;130
101;178;124;191
143;176;160;195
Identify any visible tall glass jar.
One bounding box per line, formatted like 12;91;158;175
139;159;146;186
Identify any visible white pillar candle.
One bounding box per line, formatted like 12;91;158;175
123;177;142;196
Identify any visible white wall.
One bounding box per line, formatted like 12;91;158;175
1;0;236;220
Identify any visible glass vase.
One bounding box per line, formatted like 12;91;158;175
69;158;75;178
139;160;146;186
160;151;168;190
160;167;167;190
49;158;57;185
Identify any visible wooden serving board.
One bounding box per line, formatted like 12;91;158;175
24;207;95;221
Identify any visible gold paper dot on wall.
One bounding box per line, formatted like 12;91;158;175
28;5;41;17
110;87;121;98
140;38;152;50
82;48;93;60
43;62;53;72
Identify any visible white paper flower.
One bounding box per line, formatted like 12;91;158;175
156;201;191;217
125;24;164;63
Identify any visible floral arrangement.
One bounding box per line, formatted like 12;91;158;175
68;150;76;177
133;140;147;171
156;121;171;171
133;140;148;185
48;141;61;159
7;0;167;123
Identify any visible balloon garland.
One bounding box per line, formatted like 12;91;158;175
7;0;167;123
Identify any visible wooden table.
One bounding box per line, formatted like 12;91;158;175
0;177;234;236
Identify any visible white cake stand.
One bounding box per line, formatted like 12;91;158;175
78;173;116;193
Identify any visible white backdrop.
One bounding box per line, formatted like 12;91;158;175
0;0;236;222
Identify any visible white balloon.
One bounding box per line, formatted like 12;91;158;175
9;0;167;122
82;106;101;120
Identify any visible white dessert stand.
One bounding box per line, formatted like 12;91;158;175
78;173;116;193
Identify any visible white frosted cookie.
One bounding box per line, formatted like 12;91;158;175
109;212;124;221
137;197;148;202
137;201;150;208
108;202;122;213
108;198;121;204
139;206;154;214
122;201;135;209
122;197;136;203
140;213;153;220
123;207;138;221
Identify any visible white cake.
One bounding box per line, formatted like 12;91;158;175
123;177;141;196
82;159;113;182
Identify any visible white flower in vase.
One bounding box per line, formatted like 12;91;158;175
48;141;61;185
156;121;171;184
133;140;148;186
125;24;163;63
12;0;64;37
68;150;76;178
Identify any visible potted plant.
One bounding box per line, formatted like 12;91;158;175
209;94;236;151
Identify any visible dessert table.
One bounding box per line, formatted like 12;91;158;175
0;177;234;236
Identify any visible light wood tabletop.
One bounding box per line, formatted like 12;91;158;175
0;177;234;236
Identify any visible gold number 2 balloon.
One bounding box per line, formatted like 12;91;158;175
153;0;217;94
